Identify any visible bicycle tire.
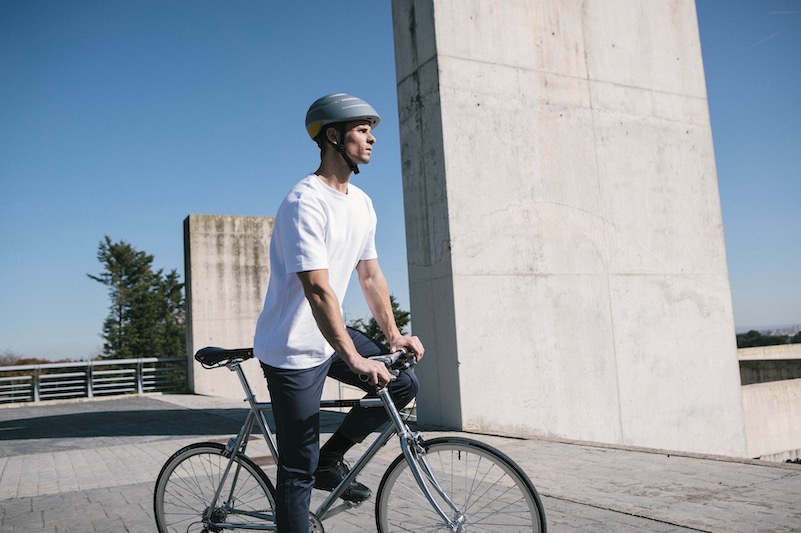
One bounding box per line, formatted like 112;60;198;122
375;436;547;532
154;442;277;533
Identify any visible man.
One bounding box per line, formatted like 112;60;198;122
253;93;425;532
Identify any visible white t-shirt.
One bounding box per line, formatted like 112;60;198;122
253;174;378;369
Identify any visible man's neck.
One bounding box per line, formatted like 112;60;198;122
315;158;353;194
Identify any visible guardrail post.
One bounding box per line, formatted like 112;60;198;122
136;359;144;394
32;366;41;402
86;361;94;398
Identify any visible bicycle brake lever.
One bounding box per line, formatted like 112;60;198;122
359;371;399;384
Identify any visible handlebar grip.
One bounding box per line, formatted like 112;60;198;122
358;350;414;383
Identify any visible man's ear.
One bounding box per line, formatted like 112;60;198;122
325;125;339;146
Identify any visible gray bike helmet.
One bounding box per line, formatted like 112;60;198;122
305;93;381;174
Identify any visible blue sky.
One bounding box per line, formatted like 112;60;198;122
1;1;799;360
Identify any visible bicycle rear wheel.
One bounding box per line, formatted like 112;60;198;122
376;436;547;532
154;442;276;532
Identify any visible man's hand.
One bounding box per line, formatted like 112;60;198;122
345;354;394;388
388;335;425;362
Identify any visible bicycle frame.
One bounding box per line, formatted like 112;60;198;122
203;358;465;530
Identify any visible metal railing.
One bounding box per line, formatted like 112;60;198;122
0;357;188;404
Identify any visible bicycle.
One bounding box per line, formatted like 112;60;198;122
154;346;548;532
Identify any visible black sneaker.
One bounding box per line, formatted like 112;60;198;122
314;460;372;502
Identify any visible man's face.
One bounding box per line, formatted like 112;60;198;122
342;120;375;166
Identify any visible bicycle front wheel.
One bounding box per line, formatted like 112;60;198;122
154;442;276;533
376;436;547;532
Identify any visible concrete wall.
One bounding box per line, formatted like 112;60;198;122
742;379;801;461
184;214;274;399
738;345;801;460
740;344;801;386
392;0;748;456
738;344;801;362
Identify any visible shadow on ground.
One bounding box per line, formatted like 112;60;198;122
0;395;346;457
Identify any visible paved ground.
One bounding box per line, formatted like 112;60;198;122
0;393;799;532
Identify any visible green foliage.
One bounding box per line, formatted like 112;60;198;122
88;236;186;358
348;294;410;347
736;329;801;348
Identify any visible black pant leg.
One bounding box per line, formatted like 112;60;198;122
261;360;331;532
327;327;419;443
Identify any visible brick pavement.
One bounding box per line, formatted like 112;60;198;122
1;394;799;532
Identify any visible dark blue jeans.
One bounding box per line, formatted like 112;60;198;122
261;327;418;532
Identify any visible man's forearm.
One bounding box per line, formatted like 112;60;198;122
298;269;394;384
358;262;401;343
357;260;426;360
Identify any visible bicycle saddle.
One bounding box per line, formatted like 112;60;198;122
195;346;254;367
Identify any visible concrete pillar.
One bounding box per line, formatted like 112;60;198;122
392;0;748;456
184;214;273;399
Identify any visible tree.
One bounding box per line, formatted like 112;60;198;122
88;236;185;358
0;350;21;366
736;329;801;348
348;294;411;347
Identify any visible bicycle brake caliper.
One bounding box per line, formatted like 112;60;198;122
412;433;427;454
224;437;238;457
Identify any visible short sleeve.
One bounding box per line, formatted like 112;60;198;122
277;197;329;274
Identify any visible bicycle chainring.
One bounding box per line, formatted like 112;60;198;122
308;512;324;532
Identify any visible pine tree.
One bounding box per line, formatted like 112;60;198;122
88;236;185;358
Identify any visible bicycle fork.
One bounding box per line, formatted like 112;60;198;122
378;387;467;532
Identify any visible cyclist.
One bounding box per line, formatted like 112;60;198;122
253;93;425;532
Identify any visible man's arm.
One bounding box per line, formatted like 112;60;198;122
356;259;425;360
297;269;392;385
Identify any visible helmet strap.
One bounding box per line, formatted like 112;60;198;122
340;149;360;175
325;124;360;175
